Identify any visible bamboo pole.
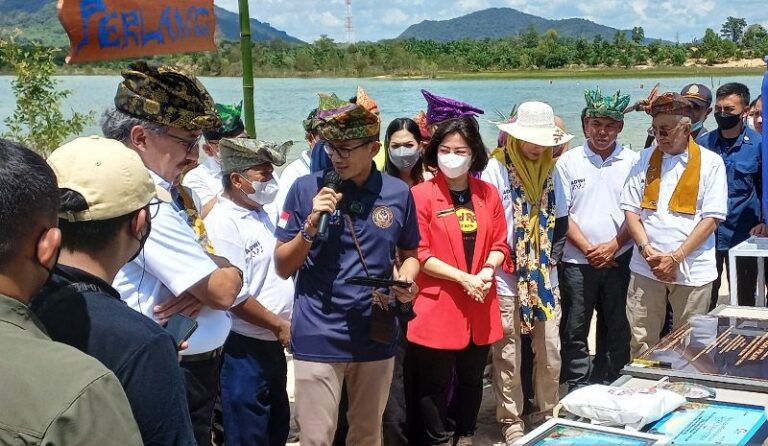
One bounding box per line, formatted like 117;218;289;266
238;0;256;137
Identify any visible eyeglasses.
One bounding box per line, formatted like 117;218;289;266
649;122;686;139
167;134;203;154
323;140;373;159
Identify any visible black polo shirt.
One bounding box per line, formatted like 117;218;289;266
31;264;195;446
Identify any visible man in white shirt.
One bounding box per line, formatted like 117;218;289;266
101;61;245;446
555;88;639;390
204;138;295;446
274;108;321;213
621;92;727;358
183;103;247;219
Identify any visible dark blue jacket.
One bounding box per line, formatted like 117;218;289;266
697;126;762;250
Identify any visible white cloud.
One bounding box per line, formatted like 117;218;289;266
379;9;411;26
213;0;768;44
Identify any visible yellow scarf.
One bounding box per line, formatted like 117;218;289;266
501;137;556;256
641;138;700;215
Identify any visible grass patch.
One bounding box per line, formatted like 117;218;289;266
434;66;765;80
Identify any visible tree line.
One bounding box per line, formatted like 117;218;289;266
2;16;767;78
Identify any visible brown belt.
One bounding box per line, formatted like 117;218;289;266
180;347;223;362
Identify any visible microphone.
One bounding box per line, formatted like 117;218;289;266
316;170;342;239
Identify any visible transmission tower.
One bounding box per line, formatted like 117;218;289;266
344;0;354;44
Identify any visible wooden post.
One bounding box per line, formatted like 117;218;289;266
238;0;256;137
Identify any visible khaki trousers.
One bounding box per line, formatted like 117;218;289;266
626;272;712;358
491;291;562;440
295;358;394;446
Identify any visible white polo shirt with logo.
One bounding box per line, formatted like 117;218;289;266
182;157;222;206
204;195;294;341
113;171;234;355
620;145;727;287
554;142;639;264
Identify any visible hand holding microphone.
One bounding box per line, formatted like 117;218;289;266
307;171;343;239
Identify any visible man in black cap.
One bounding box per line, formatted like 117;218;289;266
102;61;245;445
681;83;713;139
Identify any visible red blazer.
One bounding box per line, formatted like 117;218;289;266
407;173;510;350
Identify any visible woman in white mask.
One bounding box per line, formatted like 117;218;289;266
748;95;763;135
383;118;430;187
408;117;510;446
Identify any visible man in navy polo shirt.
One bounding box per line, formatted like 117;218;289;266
697;82;764;308
275;92;420;446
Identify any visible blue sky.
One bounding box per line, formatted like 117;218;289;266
215;0;768;44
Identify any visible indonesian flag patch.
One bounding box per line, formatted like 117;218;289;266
278;210;290;229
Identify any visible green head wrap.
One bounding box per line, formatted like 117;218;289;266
584;87;631;122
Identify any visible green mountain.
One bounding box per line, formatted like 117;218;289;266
398;7;648;42
0;0;303;47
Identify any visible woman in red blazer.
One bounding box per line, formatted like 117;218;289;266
408;117;509;446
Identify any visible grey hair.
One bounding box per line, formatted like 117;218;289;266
101;108;167;144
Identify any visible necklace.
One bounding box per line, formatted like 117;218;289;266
451;189;469;204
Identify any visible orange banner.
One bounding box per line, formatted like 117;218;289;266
57;0;217;64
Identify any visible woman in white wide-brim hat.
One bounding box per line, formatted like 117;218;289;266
488;101;574;443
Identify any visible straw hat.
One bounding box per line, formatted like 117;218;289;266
497;101;574;147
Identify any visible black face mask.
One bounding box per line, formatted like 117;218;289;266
37;228;60;284
128;213;152;263
714;112;742;131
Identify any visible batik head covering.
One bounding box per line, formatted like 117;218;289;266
584;87;631;121
314;92;380;141
219;138;290;174
647;92;696;119
355;86;379;115
115;61;220;131
413;111;431;140
421;89;484;125
203;103;246;140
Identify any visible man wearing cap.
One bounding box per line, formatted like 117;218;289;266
102;61;245;445
681;83;714;139
274;91;420;446
0;139;142;446
32;136;195;446
697;82;764;308
555;88;638;390
621;92;727;357
183;103;248;219
203;138;295;445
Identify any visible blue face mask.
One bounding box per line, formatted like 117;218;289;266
691;120;704;133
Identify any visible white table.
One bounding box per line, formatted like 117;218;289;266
728;236;768;306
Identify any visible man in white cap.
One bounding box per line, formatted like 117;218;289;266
33;136;195;445
482;101;572;443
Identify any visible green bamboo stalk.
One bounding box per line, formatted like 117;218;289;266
238;0;256;137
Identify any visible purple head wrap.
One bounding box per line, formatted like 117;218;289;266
421;89;484;125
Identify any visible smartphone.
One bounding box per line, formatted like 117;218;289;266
164;313;198;350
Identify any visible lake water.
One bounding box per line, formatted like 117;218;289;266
0;74;763;162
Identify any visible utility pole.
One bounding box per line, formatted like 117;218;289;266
345;0;354;44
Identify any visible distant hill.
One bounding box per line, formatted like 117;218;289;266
398;7;650;42
0;0;303;47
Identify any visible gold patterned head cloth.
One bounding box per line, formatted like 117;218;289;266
219;138;291;174
584;87;631;121
356;86;379;115
115;61;221;132
647;92;696;119
314;91;380;141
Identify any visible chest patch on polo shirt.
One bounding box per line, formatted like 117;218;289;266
456;207;478;233
571;178;586;190
372;206;394;228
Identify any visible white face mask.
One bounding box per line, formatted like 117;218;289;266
246;177;280;205
437;153;471;179
746;116;756;131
